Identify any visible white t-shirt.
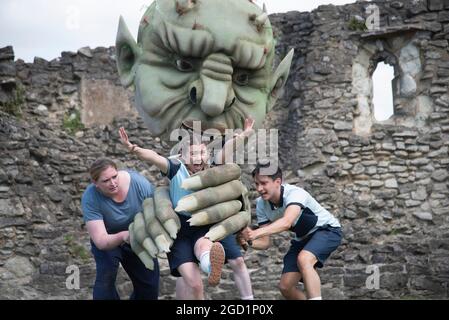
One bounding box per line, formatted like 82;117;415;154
256;184;341;241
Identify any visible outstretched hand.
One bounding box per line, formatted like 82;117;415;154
236;230;249;251
242;118;255;138
119;127;135;152
244;118;255;131
240;226;258;241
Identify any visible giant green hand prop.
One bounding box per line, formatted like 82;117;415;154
176;164;251;241
129;164;251;270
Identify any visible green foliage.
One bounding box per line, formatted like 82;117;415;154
0;84;25;117
64;234;90;263
389;228;402;236
348;17;368;32
63;109;84;135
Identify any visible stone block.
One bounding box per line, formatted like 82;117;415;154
431;169;448;181
385;178;398;189
413;211;433;220
0;46;14;61
4;256;35;278
410;276;446;293
0;61;16;77
428;0;445;11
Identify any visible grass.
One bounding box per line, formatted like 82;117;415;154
0;84;25;117
348;17;368;32
63;109;84;135
64;234;90;263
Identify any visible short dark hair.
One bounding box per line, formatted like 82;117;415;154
251;160;283;181
89;158;117;181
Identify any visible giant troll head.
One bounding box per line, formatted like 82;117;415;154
116;0;294;139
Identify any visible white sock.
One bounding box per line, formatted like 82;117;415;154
309;296;322;300
241;295;254;300
199;251;211;274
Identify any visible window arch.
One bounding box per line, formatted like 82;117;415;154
372;61;394;121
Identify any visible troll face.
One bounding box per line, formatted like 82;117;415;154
116;0;293;139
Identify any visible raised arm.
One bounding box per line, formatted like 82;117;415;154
119;127;168;174
215;118;255;164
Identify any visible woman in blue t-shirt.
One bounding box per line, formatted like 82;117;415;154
81;157;159;300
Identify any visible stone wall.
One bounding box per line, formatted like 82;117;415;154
1;0;448;299
267;0;449;299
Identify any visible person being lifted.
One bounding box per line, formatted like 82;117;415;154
118;120;254;300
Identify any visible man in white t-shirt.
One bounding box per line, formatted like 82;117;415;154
241;161;342;300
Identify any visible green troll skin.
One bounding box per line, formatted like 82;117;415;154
116;0;294;139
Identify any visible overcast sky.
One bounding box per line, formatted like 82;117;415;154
0;0;361;62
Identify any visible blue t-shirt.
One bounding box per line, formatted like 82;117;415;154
81;170;154;234
164;158;194;217
256;184;341;241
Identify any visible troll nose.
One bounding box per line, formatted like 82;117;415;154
200;77;234;117
194;53;235;117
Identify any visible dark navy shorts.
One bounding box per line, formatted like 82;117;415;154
220;234;243;261
282;225;342;274
167;214;212;277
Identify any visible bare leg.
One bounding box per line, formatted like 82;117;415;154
194;237;213;258
176;277;193;300
297;250;321;299
279;272;307;300
194;237;225;286
228;257;253;299
177;262;204;300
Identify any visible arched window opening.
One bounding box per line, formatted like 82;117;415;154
372;62;394;121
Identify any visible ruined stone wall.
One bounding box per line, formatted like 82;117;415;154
0;46;177;299
268;0;449;299
1;0;448;300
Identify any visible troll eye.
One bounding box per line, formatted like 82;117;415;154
233;72;249;86
175;59;194;72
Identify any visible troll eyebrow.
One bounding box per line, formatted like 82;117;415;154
232;39;268;70
155;20;215;58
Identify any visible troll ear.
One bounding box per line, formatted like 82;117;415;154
116;16;141;87
267;49;294;112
